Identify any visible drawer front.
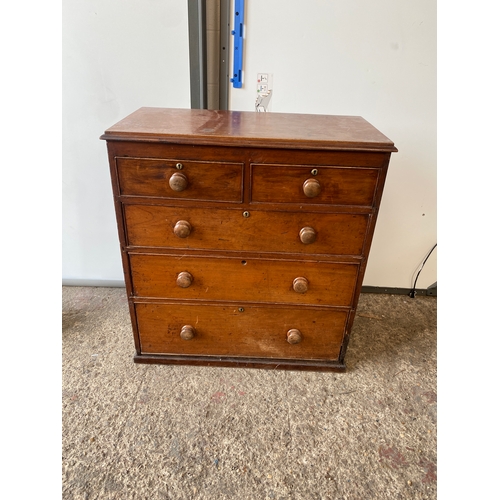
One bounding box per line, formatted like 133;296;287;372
136;302;347;360
251;164;379;206
130;254;358;306
117;158;244;202
124;204;369;256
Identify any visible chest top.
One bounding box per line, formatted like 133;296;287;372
101;107;397;153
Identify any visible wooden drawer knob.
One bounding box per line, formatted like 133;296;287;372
173;220;192;238
287;329;303;345
169;172;188;192
303;178;321;198
180;325;196;340
299;226;317;244
176;271;193;288
293;277;309;293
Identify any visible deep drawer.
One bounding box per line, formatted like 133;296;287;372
250;164;379;206
129;254;358;307
116;157;244;202
124;204;369;256
136;302;347;360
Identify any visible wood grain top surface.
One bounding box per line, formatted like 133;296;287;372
101;107;397;152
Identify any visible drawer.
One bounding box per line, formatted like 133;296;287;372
136;302;348;360
130;254;358;306
116;157;244;202
124;204;369;256
251;164;379;206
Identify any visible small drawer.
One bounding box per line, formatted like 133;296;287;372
136;302;347;360
130;254;358;307
250;164;379;206
116;157;244;202
124;204;369;256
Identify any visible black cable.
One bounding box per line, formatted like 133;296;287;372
409;243;437;298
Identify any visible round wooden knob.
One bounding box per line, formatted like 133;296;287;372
173;220;192;238
169;172;188;192
303;178;321;198
299;226;317;244
176;271;193;288
287;329;303;345
180;325;196;340
293;277;309;293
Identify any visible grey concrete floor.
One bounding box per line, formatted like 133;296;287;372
62;287;437;500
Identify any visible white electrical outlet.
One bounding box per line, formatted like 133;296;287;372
258;73;269;84
256;73;273;112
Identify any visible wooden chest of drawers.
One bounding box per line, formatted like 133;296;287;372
101;107;396;371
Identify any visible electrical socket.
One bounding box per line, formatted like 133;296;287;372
255;73;273;112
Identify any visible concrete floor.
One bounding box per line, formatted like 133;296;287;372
62;287;437;500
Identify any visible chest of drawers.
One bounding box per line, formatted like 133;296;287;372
101;107;396;371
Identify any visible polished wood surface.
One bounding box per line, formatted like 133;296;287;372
102;107;397;152
124;204;369;256
135;302;347;359
102;108;396;370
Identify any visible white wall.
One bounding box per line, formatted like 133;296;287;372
229;0;437;289
62;0;190;283
63;0;436;289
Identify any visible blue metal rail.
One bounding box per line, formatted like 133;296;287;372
230;0;244;88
